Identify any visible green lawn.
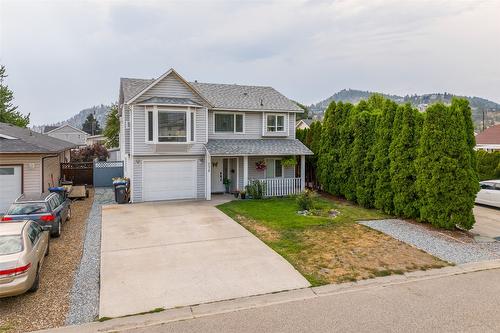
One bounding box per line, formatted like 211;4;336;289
218;196;447;285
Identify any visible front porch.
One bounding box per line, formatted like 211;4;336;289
207;155;306;199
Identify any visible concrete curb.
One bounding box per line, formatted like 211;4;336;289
34;259;500;333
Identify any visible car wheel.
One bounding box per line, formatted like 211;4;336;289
51;219;61;238
66;207;72;222
28;265;40;292
45;240;50;256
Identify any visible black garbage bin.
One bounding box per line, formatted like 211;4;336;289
113;180;129;204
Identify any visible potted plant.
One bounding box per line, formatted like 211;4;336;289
282;156;297;168
223;178;232;193
239;190;246;199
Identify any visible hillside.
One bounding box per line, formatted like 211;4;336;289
34;104;110;133
309;89;500;130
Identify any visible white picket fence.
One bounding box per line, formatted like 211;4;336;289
252;177;302;197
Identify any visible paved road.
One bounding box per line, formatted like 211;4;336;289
473;205;500;240
128;268;500;333
99;198;309;318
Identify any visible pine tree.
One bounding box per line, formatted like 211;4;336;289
317;102;336;192
416;103;479;229
340;103;358;200
82;113;102;135
373;99;397;213
389;104;421;218
103;103;119;148
0;65;29;127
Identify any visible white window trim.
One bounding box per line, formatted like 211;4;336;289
213;112;245;134
265;158;284;178
263;113;288;135
145;105;195;144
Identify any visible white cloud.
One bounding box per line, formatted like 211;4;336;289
0;0;499;125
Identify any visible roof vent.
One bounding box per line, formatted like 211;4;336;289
243;92;248;96
260;98;264;106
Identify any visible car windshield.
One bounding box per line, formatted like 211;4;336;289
7;203;48;215
0;235;23;255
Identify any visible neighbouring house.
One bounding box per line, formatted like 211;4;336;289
44;124;89;146
107;147;121;161
86;134;106;146
475;124;500;152
0;122;75;213
119;68;312;202
295;119;314;130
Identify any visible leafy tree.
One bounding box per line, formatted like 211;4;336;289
373;99;397;213
0;65;29;127
389;104;421;218
103;103;119;148
416;102;479;230
82;113;102;135
71;143;109;162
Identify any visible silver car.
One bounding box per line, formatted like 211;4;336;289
476;180;500;208
0;220;49;297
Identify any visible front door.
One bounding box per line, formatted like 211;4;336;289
211;158;225;193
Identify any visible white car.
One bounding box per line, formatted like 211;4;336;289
475;180;500;208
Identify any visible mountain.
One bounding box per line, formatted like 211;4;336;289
309;89;500;130
33;104;111;133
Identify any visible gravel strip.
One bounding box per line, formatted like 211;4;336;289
0;190;94;333
360;219;500;264
65;188;115;325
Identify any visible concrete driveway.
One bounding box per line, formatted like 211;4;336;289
99;198;310;318
472;205;500;240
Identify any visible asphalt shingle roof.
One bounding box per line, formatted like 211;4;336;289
120;77;303;112
476;124;500;144
0;122;76;154
206;139;313;156
136;97;202;106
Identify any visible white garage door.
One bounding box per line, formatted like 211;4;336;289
0;166;22;213
143;160;197;201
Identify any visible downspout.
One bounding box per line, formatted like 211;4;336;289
204;145;211;201
41;154;59;192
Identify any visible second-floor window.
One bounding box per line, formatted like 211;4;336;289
266;114;285;132
214;113;244;133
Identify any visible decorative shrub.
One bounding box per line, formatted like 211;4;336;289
296;189;318;210
246;180;265;199
71;143;109;162
281;156;297;168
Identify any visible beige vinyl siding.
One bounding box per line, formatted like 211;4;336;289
0;154;42;193
140;73;207;106
131;155;206;202
42;156;60;191
131;105;206;155
208;111;263;139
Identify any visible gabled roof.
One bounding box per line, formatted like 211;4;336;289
45;124;89;135
0;122;76;154
43;125;59;133
136;97;202;107
476;124;500;144
120;68;303;112
296;119;314;127
206;139;313;156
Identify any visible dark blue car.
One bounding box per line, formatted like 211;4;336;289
1;193;71;237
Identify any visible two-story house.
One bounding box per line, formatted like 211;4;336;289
118;68;312;202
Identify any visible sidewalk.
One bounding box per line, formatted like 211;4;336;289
35;259;500;333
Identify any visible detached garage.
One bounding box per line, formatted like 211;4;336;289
0;122;75;213
142;159;198;201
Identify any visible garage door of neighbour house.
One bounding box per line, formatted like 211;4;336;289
142;160;197;201
0;166;22;214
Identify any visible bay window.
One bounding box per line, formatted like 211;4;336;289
214;113;244;133
146;107;195;143
266;114;285;132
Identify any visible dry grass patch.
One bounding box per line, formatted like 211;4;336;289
218;196;449;286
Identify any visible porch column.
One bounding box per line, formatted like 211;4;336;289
243;155;248;188
206;152;211;200
300;155;305;191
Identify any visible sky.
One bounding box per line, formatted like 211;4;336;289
1;0;499;126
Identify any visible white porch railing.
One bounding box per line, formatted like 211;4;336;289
252;177;302;197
